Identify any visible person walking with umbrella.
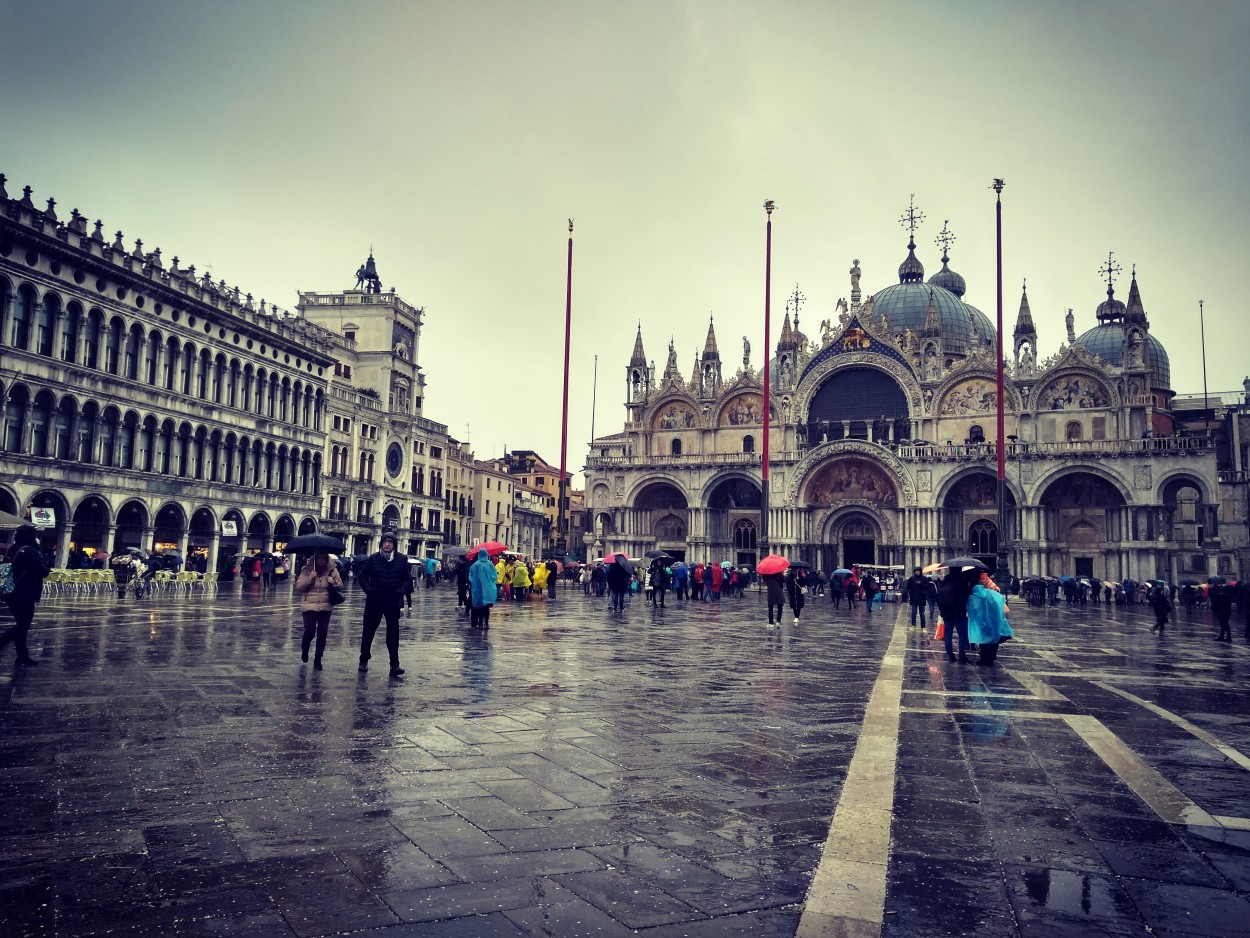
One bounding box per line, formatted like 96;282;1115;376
0;525;48;667
763;570;786;627
905;567;929;630
1210;578;1234;642
967;572;1013;666
606;556;632;612
468;548;498;629
355;530;412;678
936;568;974;663
861;571;879;616
294;549;343;670
785;567;806;624
650;560;671;608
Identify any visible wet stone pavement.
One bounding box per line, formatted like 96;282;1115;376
1;581;1249;936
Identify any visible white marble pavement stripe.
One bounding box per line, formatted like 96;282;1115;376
1093;681;1250;773
796;606;909;938
1062;714;1219;827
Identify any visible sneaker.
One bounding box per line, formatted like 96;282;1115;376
314;659;323;670
390;667;405;678
358;661;368;673
301;648;309;663
793;617;799;624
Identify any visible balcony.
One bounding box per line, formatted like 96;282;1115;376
586;451;800;470
894;437;1212;461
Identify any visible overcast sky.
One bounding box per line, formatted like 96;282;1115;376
3;0;1247;481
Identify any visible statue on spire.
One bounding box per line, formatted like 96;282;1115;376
1065;308;1076;344
742;336;751;369
354;252;383;294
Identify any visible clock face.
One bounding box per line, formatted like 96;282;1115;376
386;442;404;476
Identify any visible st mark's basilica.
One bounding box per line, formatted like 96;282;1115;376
583;209;1234;584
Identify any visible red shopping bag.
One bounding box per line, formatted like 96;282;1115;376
934;618;946;641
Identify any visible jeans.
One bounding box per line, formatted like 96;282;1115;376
360;602;401;667
909;601;927;629
302;610;332;660
944;617;970;658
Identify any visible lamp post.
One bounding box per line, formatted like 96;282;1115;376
761;200;775;562
992;179;1010;584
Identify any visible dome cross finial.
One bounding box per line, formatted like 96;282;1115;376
1099;251;1123;297
898;194;926;242
935;219;956;261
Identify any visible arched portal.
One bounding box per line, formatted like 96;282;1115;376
634;480;690;556
704;476;760;564
247;512;272;552
114;500;148;552
940;471;1018;568
1161;475;1216;579
188;507;216;572
1038;471;1127;579
273;515;297;551
154;503;186;552
71;496;111;561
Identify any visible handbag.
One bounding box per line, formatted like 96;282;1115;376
327;583;346;606
0;562;14;597
934;618;946;641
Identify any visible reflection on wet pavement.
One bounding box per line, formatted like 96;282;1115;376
1;583;1249;935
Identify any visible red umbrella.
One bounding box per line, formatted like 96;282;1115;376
757;555;790;576
602;551;629;564
464;541;508;559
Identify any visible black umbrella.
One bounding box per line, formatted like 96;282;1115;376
943;556;990;572
285;533;346;553
644;550;673;560
612;555;636;574
787;560;814;570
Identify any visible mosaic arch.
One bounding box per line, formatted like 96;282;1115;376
803;457;899;508
633;480;690;511
938;470;1020;510
651;400;699;431
718;393;765;427
1035;374;1112;411
703;474;761;509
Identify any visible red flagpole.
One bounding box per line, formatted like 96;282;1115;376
992;180;1009;582
761;201;775;559
558;220;573;556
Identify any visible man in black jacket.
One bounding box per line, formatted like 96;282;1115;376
356;531;412;677
1;525;48;666
905;568;929;630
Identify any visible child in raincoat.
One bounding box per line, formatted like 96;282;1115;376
510;560;531;600
532;561;549;596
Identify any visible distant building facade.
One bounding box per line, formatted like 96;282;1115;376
585;213;1236;583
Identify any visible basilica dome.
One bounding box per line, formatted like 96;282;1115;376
869;239;996;357
1074;322;1171;390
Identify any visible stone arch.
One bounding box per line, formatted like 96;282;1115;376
1156;470;1215;506
70;494;112;556
698;470;762;507
716;391;769;427
787;439;916;507
273;514;297;545
933;369;1024;415
114;498;149;551
591;482;612;508
297;516;318;535
648;395;700;431
153;502;188;549
792;354;922;424
934;467;1024;510
26;488;70;538
1029;369;1116;412
1030;463;1133;507
624;474;693;508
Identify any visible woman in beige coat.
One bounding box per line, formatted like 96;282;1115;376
295;551;344;670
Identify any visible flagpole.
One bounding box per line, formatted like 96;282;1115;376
761;200;775;562
558;219;573;558
992;179;1010;584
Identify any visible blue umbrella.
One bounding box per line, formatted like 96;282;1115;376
834;568;852;575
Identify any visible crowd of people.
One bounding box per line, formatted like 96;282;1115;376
6;523;1250;676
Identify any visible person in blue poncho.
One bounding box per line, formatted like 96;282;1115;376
966;572;1013;666
468;548;499;630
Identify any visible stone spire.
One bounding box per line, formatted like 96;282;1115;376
1013;280;1036;339
1013;280;1037;376
777;311;797;350
921;291;941;337
629;323;647;367
1124;267;1148;325
702;315;720;361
